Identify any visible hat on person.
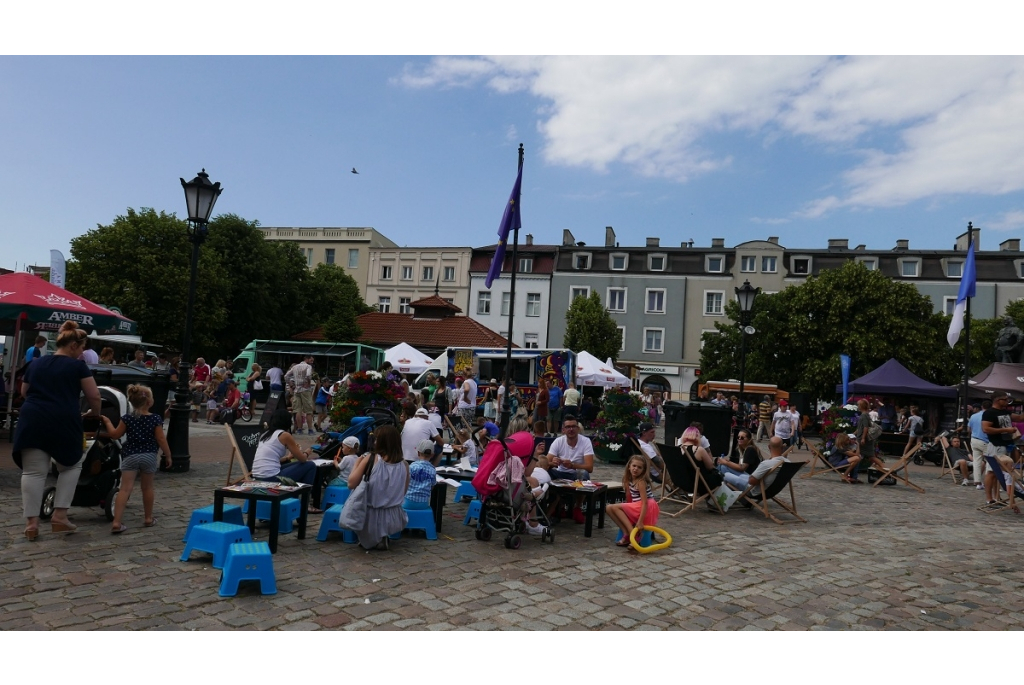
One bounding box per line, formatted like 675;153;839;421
639;422;654;433
342;436;360;450
415;407;428;417
489;378;498;385
416;439;436;454
482;421;500;437
779;399;788;407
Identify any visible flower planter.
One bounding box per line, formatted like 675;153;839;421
594;439;637;465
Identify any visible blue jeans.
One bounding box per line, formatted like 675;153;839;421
277;460;316;485
717;463;749;489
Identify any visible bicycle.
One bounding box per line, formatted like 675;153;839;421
238;393;253;422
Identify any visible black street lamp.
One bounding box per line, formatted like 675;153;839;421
165;169;223;473
734;279;760;441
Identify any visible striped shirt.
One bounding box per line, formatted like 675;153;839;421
628;481;655;503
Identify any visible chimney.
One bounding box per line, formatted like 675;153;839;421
895;239;909;251
854;244;866;251
525;233;534;246
1001;238;1020;252
827;238;849;250
562;229;575;247
956;227;979;251
767;236;779;244
605;226;616;248
711;238;725;248
646;237;660;248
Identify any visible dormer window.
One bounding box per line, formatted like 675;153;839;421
706;255;724;273
610;253;628;271
574;253;591;270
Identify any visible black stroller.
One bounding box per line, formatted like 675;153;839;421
39;386;125;521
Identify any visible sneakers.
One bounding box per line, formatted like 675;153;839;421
526;523;544;535
571;507;586;524
961;479;974;487
977;484;985;490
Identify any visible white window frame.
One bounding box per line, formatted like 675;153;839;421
443;266;456;281
305;248;313;267
643;327;665;354
477;291;491;315
1017;260;1024;279
945;260;963;279
519;258;533;274
524;333;539;349
380;265;392;280
400;265;413;281
856;257;876;271
606;287;627;313
898;258;920;278
704;290;725;316
422;265;435;282
645;288;666;314
943;296;957;316
399;297;411;314
617;326;626;352
348;249;359;269
761;256;778;273
570;285;591;301
700;328;719;350
705;254;725;273
648;253;667;272
525;293;541;317
501;292;511;317
573;252;592;270
378;296;391;313
324;248;335;265
740;255;755;273
610;252;629;271
790;255;812;276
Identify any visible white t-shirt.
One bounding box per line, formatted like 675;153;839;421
750;456;788;496
457;378;479;410
252;430;289;479
401;417;439;462
773;410;794;438
547;434;595;468
266;367;284;386
81;349;99;364
428;413;443;431
462;440;478;466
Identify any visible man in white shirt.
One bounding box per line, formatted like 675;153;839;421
562;382;581;417
266;364;284;391
456;376;479;427
426;404;444;431
772;400;795;446
748;436;789;497
788;405;803;450
402;407;444;464
546;416;595;524
636;422;665;483
286;355;316;435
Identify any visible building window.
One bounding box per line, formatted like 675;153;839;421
700;329;719;350
900;259;920;277
645;289;665;314
324;248;335;265
947;261;963;278
400;265;412;280
617;326;626;352
524;333;539;349
443;266;456;281
643;328;664;353
706;255;724;273
740;256;755;272
501;292;511;316
761;256;777;273
606;288;626;313
610;253;628;271
791;257;810;275
380;265;392;280
422;266;434;281
943;296;957;316
574;253;591;270
378;296;391;313
477;291;491;315
519;258;533;273
570;286;590;301
348;249;359;269
858;258;876;271
704;291;724;316
526;293;541;317
648;254;666;272
305;248;313;266
444;298;454;304
398;297;411;314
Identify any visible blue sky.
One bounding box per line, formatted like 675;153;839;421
3;50;1024;270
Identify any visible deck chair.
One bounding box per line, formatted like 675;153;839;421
738;459;807;524
978;454;1022;514
937;436;962;484
657;442;725;517
870;443;925;493
631;437;672;498
802;442;849;480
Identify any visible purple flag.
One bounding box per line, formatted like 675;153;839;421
485;164;522;288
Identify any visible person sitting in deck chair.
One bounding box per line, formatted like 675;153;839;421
747;437;789;497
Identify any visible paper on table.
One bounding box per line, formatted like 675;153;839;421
435;475;460;488
310;459;333;466
458;456;472;470
442;444;454;453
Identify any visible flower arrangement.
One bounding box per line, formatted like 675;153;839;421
588;387;646;451
819;403;859;449
327;370;406;428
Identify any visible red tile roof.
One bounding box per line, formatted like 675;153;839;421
408;294;462;313
294;313;512;350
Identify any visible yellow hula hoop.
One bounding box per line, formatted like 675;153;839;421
629;525;672;554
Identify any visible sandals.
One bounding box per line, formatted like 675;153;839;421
616;538;632;547
111;524;127;534
144;518;157;527
307;506;323;515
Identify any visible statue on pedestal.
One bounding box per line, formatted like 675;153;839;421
994;317;1024;363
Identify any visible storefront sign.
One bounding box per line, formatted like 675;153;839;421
636;365;679;375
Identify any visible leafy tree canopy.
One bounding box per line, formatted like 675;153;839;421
563;291;622;362
307;263;371;343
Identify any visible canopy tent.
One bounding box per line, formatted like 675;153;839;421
836;358;957;399
966;362;1024;398
384;342;434;375
575;350;631;388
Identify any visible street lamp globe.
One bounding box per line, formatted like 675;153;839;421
180;169;223;226
735;279;760;314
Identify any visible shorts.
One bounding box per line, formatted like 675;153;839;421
293;390;314;414
207;399;217;410
121;451;158;474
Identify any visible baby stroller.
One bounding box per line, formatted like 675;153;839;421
913;431;949;466
39;386;125;521
312;415;378;462
471;431;555;548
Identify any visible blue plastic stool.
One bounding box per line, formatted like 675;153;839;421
219;542;277;596
180;522;252;568
322;486;350;509
463;499;483;526
616;529;654;547
402;507;437;540
316;504;358;543
452;481;478;503
183;504;244;542
241;498;302;534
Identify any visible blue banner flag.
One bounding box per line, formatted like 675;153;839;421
485;164;523;289
946;241;977;348
840;354;851;404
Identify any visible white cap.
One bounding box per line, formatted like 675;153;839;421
342;436;360;450
415;407;428;417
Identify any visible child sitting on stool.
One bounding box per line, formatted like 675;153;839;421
404;439;437;510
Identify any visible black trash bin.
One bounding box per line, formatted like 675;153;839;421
663;400;734;458
149;372;171;417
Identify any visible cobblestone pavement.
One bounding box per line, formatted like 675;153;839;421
2;428;1024;630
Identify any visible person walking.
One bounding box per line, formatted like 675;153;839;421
14;322;102;540
286;355;316;435
756;395;773;442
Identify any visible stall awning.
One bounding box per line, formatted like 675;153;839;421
254;341;355;358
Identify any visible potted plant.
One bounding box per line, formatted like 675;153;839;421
327;370;406;429
587;388;646;464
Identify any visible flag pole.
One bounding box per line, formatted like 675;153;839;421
498;144;524;440
962;221;973;431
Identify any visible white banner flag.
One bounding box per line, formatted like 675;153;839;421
49;249;66;288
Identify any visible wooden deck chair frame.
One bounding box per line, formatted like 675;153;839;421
224;424;252;485
937;436;961;484
631;437;673;499
802;442;849;480
738;459;807;525
978;454;1021;514
870;443;925;493
656;442;725;517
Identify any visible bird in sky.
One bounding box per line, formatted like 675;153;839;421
351;168;359;174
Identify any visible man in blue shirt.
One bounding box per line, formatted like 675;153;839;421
24;336;46;364
548;382;563;432
967;400;990;489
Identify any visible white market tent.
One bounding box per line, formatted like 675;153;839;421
575;350;631;388
385;342;434;375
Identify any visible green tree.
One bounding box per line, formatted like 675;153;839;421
306;263;371;342
700;261;961;399
66;207;229;354
563;292;622;361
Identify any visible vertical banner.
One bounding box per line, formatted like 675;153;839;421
840;354;851;404
49;250;66;288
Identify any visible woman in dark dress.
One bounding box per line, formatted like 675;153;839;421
14;322;102;540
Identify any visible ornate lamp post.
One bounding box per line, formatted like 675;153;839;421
165;169;223;473
734;279;760;439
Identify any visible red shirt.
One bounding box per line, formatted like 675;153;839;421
224;387;241;409
193;364;211;383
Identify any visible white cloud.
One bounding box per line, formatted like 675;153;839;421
750;216;791;225
399;56;1024;214
987;210;1024;232
505;124;518;143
